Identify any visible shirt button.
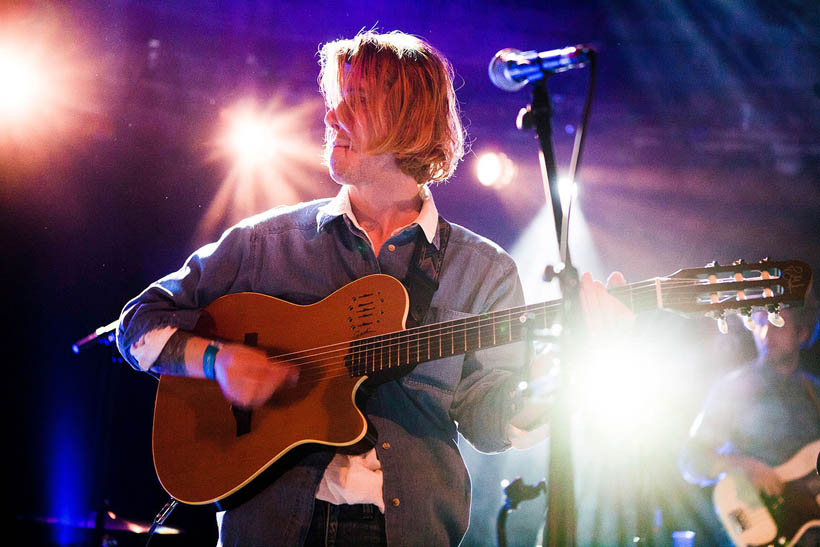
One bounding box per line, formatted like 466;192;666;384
391;497;400;507
387;244;396;252
382;441;391;450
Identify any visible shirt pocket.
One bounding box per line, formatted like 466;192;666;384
403;306;472;393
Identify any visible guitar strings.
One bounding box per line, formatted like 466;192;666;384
261;278;701;364
264;277;776;367
266;277;781;378
249;278;784;386
267;280;664;367
289;298;774;385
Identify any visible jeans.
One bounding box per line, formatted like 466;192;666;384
304;500;387;547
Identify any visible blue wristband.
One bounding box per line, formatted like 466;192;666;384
203;343;220;381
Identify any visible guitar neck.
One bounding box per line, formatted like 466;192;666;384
290;258;810;380
344;280;662;378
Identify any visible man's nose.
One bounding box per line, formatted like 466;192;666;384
324;108;340;129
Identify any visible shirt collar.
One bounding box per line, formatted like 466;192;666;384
316;184;440;246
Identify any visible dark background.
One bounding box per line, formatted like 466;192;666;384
4;1;819;545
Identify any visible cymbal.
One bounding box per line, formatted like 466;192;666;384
28;511;181;534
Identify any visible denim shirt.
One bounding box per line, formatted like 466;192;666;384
117;196;527;546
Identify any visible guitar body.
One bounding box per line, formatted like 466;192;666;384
713;440;820;546
151;274;409;506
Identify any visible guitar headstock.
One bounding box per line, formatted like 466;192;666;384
660;259;813;332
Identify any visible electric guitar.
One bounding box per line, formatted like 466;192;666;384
150;259;812;506
714;440;820;547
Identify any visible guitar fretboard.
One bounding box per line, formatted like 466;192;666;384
343;283;659;377
276;259;805;380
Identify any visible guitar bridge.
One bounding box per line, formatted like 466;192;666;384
232;406;252;437
231;331;258;437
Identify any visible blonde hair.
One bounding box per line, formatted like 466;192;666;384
319;30;465;184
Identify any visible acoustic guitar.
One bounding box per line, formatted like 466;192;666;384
150;259;812;506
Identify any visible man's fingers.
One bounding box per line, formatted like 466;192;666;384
216;346;299;407
580;271;635;336
579;272;603;333
606;271;626;289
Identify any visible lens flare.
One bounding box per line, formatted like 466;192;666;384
0;46;48;122
198;96;326;243
475;151;516;188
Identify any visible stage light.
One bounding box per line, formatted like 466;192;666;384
198;96;326;242
226;109;280;170
0;5;103;173
573;341;665;434
0;46;48;122
475;151;516;188
569;330;697;447
558;176;577;212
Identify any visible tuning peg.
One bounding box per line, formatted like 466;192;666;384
768;312;785;328
767;304;784;327
709;310;729;334
740;308;755;331
706;260;719;268
706;310;729;333
732;258;746;266
759;257;769;263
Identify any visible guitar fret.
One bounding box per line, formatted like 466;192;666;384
427;325;431;361
439;329;442;358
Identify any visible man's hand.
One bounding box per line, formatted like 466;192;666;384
735;457;784;497
213;343;299;408
579;271;635;336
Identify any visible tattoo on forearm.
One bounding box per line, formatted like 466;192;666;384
153;331;194;376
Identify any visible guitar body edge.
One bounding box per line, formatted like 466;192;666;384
151;274;410;506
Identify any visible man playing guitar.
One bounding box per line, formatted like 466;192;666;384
117;29;629;546
681;293;820;546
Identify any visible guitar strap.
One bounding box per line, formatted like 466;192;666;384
401;216;451;328
350;217;451;424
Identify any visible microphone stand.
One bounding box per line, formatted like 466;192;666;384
73;320;121;546
517;78;581;546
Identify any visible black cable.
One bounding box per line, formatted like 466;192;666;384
560;49;597;263
145;497;178;547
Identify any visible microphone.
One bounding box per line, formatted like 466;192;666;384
489;45;593;92
72;319;118;353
